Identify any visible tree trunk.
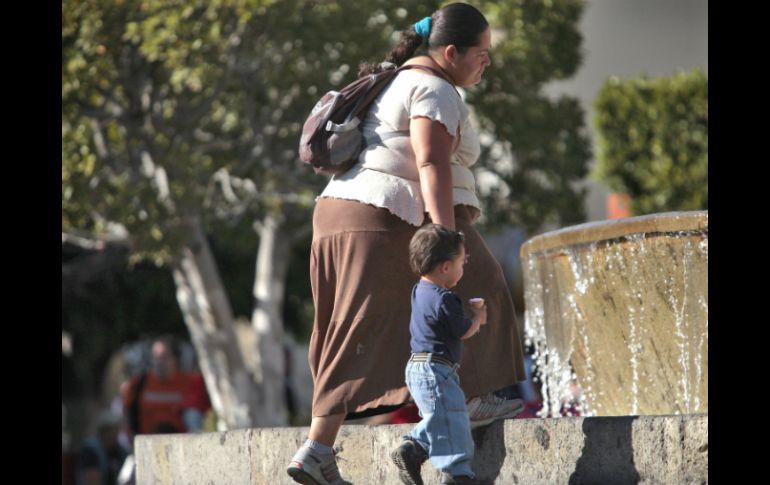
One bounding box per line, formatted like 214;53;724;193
250;214;291;426
171;214;265;429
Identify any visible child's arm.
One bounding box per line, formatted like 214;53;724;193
461;305;487;340
442;293;486;340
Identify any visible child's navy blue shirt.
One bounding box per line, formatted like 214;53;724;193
409;279;473;364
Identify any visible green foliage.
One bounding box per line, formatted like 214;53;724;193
62;0;421;263
471;0;591;232
593;69;708;215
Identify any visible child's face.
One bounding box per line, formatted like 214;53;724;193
445;245;468;289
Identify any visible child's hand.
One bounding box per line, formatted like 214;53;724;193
469;298;487;326
471;306;487;326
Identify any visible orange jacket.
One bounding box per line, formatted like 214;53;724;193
122;371;193;434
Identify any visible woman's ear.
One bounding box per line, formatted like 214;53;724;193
444;44;458;64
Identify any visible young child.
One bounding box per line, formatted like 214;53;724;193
391;224;487;485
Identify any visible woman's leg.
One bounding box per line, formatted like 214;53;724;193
288;412;350;484
308;412;346;446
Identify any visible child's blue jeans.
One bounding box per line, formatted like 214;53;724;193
405;356;475;478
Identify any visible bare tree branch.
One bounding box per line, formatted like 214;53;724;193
90;119;112;160
62;227;130;250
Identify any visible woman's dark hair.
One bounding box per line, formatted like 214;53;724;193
358;3;489;77
409;224;466;276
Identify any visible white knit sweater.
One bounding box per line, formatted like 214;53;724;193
318;69;482;226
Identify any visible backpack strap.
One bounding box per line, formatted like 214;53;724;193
349;63;459;123
363;63;462;146
398;64;462;98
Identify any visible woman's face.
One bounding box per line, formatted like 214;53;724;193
452;27;492;87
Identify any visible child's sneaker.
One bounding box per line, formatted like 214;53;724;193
391;438;428;485
441;472;490;484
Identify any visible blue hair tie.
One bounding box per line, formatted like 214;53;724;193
414;16;432;41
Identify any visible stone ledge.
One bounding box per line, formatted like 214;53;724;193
135;414;707;484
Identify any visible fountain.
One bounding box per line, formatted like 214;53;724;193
520;211;708;417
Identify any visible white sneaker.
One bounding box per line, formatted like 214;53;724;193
287;446;352;485
467;393;524;429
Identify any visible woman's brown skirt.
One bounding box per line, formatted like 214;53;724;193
308;197;526;417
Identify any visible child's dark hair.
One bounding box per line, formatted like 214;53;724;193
409;224;465;276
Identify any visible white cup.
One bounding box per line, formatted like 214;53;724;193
468;298;485;309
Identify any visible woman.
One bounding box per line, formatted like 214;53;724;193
288;4;526;485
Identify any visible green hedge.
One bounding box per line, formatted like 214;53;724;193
593;69;707;215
